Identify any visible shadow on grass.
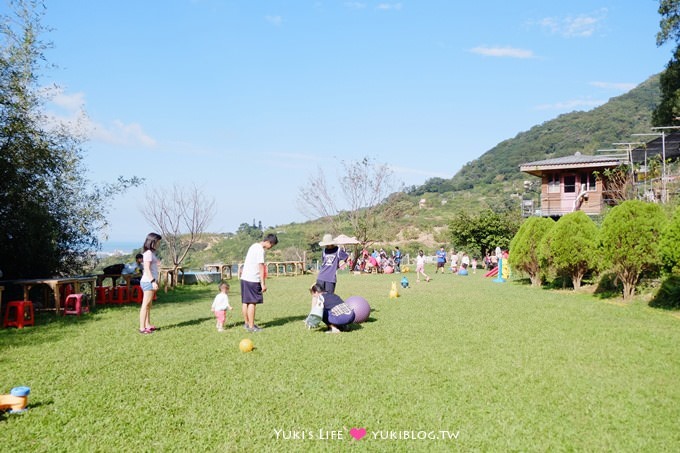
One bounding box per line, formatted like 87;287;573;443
340;313;379;331
359;314;378;324
342;312;378;332
0;312;98;349
543;276;574;290
296;313;377;333
261;315;307;328
309;323;366;333
162;316;213;330
648;276;680;310
593;272;623;299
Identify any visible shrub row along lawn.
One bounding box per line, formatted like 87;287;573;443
1;271;679;452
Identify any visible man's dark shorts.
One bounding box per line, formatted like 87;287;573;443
241;280;263;304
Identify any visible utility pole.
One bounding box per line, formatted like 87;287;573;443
611;142;644;195
632;127;680;203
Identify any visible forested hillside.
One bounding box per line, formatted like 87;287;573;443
447;74;661;191
99;74;665;270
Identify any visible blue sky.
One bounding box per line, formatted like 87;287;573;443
34;1;672;243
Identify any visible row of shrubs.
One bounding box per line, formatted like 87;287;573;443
508;200;680;305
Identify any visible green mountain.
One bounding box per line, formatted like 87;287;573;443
449;74;661;190
99;74;665;270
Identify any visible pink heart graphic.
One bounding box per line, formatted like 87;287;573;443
349;427;367;440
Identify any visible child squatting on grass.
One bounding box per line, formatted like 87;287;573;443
211;282;233;332
305;284;355;334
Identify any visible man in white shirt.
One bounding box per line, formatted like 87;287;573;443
240;233;278;332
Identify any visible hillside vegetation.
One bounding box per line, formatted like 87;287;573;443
100;74;663;270
449;74;660;190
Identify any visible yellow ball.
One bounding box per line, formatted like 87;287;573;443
239;338;254;353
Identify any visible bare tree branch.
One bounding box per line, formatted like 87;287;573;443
142;184;215;288
297;167;343;232
297;157;398;244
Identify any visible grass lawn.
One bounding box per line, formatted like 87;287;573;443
1;269;679;452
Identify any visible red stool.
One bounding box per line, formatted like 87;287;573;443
110;286;129;304
63;293;89;315
129;286;143;303
3;301;35;329
95;286;111;305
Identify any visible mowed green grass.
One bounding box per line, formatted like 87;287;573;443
1;270;679;452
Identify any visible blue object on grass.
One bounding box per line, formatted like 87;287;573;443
401;276;409;288
10;387;30;397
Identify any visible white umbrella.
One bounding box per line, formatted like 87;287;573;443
333;234;361;245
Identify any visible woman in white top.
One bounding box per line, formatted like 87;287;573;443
139;232;162;334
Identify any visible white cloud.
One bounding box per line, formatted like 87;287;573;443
91;120;157;148
533;9;607;38
265;15;283;26
470;46;535;59
43;86;156;148
376;3;402;11
590;81;636;92
534;98;605;111
40;89;89;137
51;89;86;111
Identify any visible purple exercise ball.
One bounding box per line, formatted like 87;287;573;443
345;295;371;323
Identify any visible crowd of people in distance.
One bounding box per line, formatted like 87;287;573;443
444;249;473;274
338;244;496;276
347;246;403;274
442;248;476;274
483;250;499;270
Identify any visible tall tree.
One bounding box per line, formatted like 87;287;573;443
539;211;600;289
448;209;520;258
596;164;635;204
657;0;680;46
142;184;215;288
600;200;668;300
508;217;554;287
654;0;680;126
0;0;138;279
660;205;680;275
652;47;680;126
297;157;398;244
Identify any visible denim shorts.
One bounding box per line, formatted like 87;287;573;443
141;281;154;291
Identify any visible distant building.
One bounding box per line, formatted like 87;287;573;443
520;132;680;218
520;152;624;217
